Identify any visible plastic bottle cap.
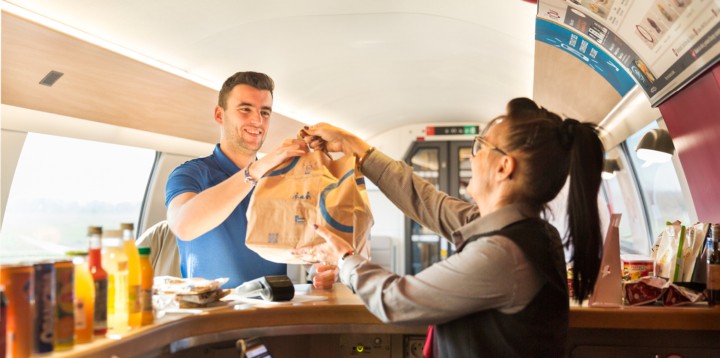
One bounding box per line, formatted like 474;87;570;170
65;251;89;257
138;247;151;255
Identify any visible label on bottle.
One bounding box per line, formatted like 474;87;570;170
94;279;108;331
129;284;142;314
142;287;153;312
75;300;87;329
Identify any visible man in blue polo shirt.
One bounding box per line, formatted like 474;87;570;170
165;71;310;288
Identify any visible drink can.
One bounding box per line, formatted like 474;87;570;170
54;260;75;349
34;261;56;353
0;263;34;358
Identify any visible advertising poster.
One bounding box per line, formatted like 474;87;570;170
538;0;720;106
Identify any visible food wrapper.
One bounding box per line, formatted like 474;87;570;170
153;276;231;308
153;276;228;295
175;289;231;308
623;276;667;305
662;284;705;306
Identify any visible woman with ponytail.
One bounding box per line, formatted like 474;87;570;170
297;98;604;357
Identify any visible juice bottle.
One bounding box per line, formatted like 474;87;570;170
707;224;720;306
138;247;155;325
68;252;95;343
1;284;7;357
87;226;108;336
103;232;129;335
122;223;142;329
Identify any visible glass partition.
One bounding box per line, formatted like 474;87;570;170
624;121;690;244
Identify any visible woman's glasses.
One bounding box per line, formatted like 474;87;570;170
472;136;508;157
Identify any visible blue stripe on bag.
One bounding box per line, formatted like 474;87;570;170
320;169;355;233
265;156;300;177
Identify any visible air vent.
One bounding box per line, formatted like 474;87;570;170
39;70;64;87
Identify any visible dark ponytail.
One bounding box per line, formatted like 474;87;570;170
562;119;604;303
499;99;604;304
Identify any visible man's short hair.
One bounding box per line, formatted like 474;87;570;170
218;71;275;108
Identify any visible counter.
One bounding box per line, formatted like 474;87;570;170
44;285;720;357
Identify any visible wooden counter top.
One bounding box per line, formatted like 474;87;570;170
47;284;720;357
570;303;720;331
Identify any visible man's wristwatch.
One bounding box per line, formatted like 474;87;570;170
244;161;258;186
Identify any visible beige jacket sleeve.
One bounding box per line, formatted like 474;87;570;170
359;150;477;243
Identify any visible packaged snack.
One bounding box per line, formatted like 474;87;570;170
621;254;653;281
662;284;704;306
623;276;667;305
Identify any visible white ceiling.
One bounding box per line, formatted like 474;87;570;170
3;0;538;140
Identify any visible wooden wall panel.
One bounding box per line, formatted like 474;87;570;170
1;13;304;150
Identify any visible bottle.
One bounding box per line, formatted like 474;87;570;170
122;223;142;329
103;231;129;334
67;251;95;343
138;247;155;325
87;226;108;336
1;284;7;358
707;224;720;306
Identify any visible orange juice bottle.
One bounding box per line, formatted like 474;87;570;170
121;223;142;329
138;247;154;325
68;252;95;343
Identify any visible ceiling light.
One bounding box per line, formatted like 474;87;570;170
635;128;674;163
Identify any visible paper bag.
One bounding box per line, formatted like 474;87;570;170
589;213;623;307
246;151;373;264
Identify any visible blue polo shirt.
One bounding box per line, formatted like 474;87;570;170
165;144;286;288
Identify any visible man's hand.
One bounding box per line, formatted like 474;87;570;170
251;138;308;178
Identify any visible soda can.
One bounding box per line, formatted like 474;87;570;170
34;261;56;354
54;260;75;350
0;263;34;358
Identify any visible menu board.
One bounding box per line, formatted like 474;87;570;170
538;0;720;106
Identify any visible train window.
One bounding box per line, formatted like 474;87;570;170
624;121;690;246
0;133;155;259
602;147;651;255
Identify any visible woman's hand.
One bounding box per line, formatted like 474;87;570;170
302;123;371;157
312;264;338;290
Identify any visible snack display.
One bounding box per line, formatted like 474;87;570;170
623;276;706;306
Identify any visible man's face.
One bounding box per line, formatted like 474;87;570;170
217;84;273;153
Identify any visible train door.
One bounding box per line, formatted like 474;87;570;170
403;140;472;274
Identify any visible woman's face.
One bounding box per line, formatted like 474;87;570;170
466;121;508;201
